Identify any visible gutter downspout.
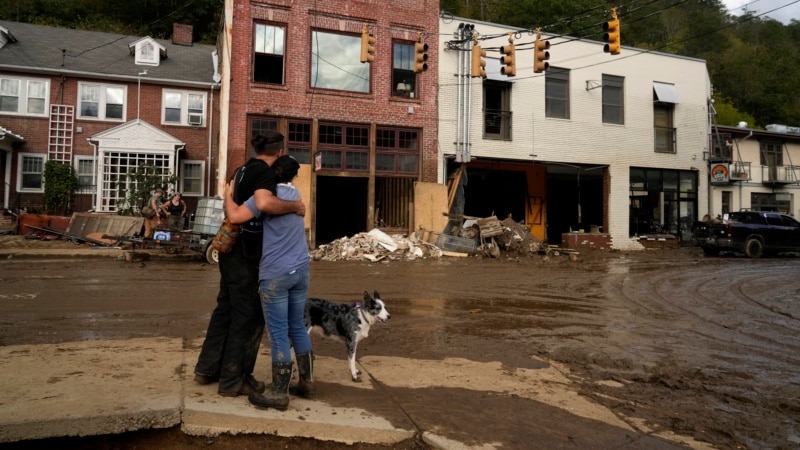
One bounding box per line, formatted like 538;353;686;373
86;138;99;211
207;82;217;198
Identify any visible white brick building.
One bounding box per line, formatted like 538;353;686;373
438;18;711;250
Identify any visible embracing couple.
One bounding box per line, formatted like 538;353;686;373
193;131;312;411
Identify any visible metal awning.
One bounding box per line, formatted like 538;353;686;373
485;58;517;82
653;82;679;103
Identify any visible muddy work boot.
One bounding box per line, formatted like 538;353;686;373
249;362;293;411
289;351;315;398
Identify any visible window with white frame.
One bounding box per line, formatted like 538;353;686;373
311;31;370;93
0;77;49;116
254;22;285;84
27;80;47;114
75;156;96;194
180;160;204;196
132;38;161;66
18;153;46;192
78;83;125;121
163;90;206;126
99;152;172;212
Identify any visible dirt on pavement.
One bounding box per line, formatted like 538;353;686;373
0;234;799;449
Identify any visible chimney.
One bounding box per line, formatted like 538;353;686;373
172;23;193;46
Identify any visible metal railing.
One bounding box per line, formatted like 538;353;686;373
484;109;512;140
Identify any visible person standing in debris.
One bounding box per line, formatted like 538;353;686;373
161;192;187;231
224;154;313;411
142;188;164;238
194;132;305;398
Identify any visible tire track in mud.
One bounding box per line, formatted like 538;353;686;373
598;256;800;449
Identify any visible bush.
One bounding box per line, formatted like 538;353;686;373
43;161;78;215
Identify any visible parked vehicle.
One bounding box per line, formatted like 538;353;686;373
692;211;800;257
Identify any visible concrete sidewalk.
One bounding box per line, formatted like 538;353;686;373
0;337;702;450
0;337;416;446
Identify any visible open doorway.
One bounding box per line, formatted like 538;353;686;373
315;176;368;244
545;165;604;244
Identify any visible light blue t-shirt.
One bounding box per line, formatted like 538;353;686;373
244;183;308;280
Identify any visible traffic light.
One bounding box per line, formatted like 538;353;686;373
533;31;550;73
414;33;428;73
471;40;486;78
500;33;516;77
602;9;620;55
360;23;375;63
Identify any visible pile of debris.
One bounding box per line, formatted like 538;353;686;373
309;215;555;262
310;228;442;262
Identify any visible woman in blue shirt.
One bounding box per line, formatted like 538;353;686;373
224;155;312;411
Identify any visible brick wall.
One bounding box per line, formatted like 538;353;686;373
226;0;439;182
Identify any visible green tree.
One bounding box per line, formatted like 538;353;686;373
43;160;79;216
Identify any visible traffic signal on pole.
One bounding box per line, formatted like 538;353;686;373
360;23;375;63
414;34;428;73
533;33;550;73
500;34;516;77
602;9;620;55
471;41;486;78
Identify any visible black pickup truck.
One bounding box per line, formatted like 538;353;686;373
693;211;800;257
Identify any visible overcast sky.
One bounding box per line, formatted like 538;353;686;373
722;0;800;24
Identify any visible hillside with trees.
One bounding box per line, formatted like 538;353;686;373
2;0;798;128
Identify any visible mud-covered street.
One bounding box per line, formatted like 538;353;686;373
1;241;799;449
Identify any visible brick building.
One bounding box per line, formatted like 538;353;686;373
0;21;220;218
218;0;439;246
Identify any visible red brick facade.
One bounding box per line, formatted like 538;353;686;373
224;0;440;243
224;0;439;182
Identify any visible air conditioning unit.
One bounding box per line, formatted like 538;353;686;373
188;113;203;126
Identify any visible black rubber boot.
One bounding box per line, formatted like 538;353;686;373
289;351;315;398
248;362;293;411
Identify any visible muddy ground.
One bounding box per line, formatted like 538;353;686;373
0;234;799;449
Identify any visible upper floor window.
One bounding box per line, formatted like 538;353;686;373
392;41;417;98
545;67;569;119
180;160;205;196
0;77;49;116
311;31;369;93
760;141;783;166
484;80;512;140
18;153;45;192
653;81;678;153
254;23;285;84
602;74;624;125
163;90;205;126
78;83;125;121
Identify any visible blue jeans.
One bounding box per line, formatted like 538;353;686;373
258;265;312;364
